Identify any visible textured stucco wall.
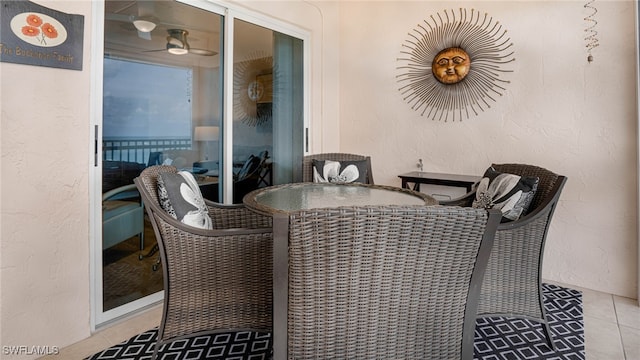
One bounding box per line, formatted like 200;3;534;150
0;0;340;357
338;1;638;298
0;0;93;358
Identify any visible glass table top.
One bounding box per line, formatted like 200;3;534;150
245;182;437;214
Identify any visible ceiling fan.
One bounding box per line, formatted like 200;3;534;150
142;29;217;56
105;1;217;57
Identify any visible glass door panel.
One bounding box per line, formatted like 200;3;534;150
231;19;304;203
97;0;305;326
101;0;222;318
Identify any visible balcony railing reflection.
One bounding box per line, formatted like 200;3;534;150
103;137;192;164
103;137;191;193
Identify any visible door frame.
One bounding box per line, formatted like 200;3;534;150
90;0;311;330
635;0;639;304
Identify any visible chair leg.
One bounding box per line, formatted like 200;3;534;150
151;341;160;360
139;244;158;260
538;282;556;351
541;319;556;351
152;256;161;272
138;243;161;271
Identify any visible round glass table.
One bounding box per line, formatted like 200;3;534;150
244;182;437;214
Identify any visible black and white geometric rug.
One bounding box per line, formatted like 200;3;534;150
474;283;584;359
86;283;584;360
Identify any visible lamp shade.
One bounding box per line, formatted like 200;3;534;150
133;19;156;32
194;126;219;141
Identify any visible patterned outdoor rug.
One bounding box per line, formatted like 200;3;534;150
86;283;584;360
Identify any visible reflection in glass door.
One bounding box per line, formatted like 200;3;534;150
100;0;223;322
97;0;305;326
231;19;304;203
102;58;198;312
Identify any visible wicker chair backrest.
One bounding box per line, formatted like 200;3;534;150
286;205;500;359
491;163;560;212
302;153;374;184
135;165;177;209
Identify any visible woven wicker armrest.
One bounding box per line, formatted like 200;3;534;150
149;199;272;237
206;201;272;229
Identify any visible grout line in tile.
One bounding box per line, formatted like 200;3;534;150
610;295;630;360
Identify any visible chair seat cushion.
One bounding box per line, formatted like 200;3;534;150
472;166;539;221
312;159;368;183
157;171;213;229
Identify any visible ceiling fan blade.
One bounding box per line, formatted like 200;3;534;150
105;13;135;23
190;48;217;56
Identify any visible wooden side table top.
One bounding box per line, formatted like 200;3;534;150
398;171;481;192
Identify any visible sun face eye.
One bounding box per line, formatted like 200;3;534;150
453;56;466;64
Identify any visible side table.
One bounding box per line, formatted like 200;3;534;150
398;171;480;193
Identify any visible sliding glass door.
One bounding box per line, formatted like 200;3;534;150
231;19;304;203
95;0;305;326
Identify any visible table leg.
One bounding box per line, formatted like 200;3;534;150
272;214;289;360
401;179;421;192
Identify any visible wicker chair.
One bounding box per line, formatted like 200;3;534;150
302;153;374;184
134;165;273;360
286;205;501;359
441;163;567;350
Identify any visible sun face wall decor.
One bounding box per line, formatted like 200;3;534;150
234;53;274;127
397;8;515;122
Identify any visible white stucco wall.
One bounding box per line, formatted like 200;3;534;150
338;1;638;298
0;0;93;357
0;0;341;357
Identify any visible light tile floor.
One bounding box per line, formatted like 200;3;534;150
41;281;640;360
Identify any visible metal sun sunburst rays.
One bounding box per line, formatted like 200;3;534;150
233;53;277;127
397;8;515;122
